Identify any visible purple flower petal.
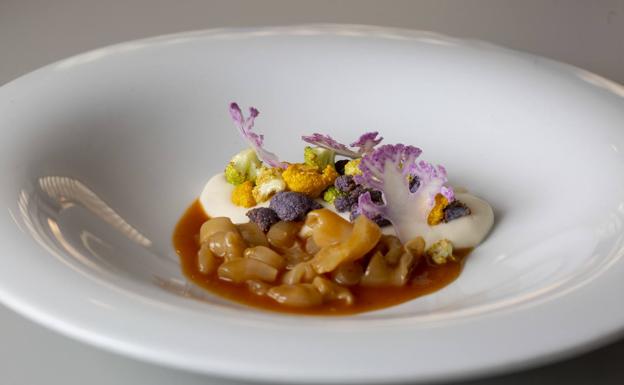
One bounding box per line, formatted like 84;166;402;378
303;131;384;158
354;143;456;241
301;133;360;158
229;102;286;169
350;131;383;154
357;191;387;220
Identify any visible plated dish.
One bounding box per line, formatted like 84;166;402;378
1;25;624;384
174;102;493;314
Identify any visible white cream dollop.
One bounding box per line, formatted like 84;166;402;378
199;173;493;248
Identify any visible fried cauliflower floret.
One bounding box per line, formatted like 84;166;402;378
252;167;286;203
282;164;339;198
427;194;450;226
231;181;257;208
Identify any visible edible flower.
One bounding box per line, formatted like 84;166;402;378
282;163;339;198
354;144;455;242
229;102;286;169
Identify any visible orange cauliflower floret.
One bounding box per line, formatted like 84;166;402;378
427;194;449;225
282;164;338;198
231;181;257;208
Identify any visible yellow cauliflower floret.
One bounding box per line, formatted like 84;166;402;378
282;164;339;198
427;194;450;226
344;158;362;176
252;167;286;203
231;181;257;208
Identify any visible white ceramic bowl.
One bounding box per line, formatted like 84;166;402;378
1;25;624;384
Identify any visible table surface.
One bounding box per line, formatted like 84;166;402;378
2;1;624;384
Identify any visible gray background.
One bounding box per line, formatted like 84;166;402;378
1;0;623;384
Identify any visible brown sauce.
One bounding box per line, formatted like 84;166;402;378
173;200;470;315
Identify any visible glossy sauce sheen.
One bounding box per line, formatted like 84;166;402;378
173;200;470;315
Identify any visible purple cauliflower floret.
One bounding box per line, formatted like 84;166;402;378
443;200;471;222
269;191;322;222
373;216;392;227
409;175;420;193
246;207;280;232
368;189;384;203
348;189;389;226
334;175;357;193
333;183;385;216
333;194;355;212
334;159;349;175
349;207;391;227
333;185;365;212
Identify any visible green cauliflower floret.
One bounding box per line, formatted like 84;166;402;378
252;167;286;203
322;186;342;203
224;148;262;185
304;146;335;170
343;158;362;176
426;239;456;265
